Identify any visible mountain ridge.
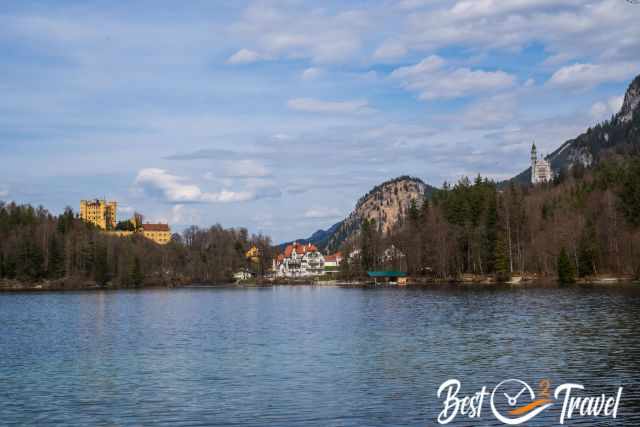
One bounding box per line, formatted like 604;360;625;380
281;73;640;253
509;74;640;185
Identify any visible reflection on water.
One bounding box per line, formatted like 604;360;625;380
1;283;639;426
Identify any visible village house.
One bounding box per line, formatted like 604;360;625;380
141;223;171;245
323;252;343;274
245;245;261;263
324;252;343;268
274;242;325;277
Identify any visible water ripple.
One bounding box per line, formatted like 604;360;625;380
1;284;639;426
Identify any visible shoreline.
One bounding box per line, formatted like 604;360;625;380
1;275;637;292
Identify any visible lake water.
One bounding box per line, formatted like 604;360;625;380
1;284;640;426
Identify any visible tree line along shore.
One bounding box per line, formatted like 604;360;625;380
1;155;640;291
340;155;640;285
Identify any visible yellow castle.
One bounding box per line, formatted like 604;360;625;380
141;223;171;245
79;199;171;245
80;199;117;230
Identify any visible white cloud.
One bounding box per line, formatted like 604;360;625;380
396;0;436;10
301;67;323;80
373;40;407;60
390;55;515;100
460;94;517;129
229;3;370;64
0;188;8;198
223;159;270;178
402;0;640;64
590;95;624;120
549;62;639;89
287;98;371;114
226;48;264;64
304;207;342;219
391;55;444;79
171;204;184;222
150;204;201;226
134;168;254;203
271;133;293;141
450;0;568;19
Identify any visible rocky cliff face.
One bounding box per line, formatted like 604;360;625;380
282;176;435;253
324;176;435;252
510;73;640;185
619;74;640;124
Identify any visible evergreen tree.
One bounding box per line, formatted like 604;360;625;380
618;159;640;227
94;242;110;285
408;199;420;223
131;256;144;287
48;235;65;279
557;248;576;284
577;221;598;277
494;234;511;282
80;239;95;276
360;219;377;271
17;238;44;280
484;191;498;272
57;207;75;234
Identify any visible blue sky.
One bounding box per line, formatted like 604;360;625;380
1;0;639;242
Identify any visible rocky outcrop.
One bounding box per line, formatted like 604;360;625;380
619;74;640;124
324;176;435;252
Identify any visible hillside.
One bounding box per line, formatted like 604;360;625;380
280;176;435;253
324;176;436;252
511;74;640;184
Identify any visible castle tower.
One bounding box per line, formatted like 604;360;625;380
531;143;538;184
80;199;117;230
531;142;537;163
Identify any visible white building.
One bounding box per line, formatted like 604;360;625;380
274;242;325;277
323;252;343;269
233;270;254;281
531;143;553;184
382;245;405;263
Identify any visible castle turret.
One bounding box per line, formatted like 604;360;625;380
531;143;538;184
531;142;537;163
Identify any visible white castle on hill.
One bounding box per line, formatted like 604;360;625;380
531;143;552;184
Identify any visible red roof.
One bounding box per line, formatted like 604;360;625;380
284;245;294;257
283;242;318;258
143;223;170;232
325;252;343;263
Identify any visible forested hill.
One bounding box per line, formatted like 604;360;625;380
0;203;273;289
344;156;640;281
510;73;640;185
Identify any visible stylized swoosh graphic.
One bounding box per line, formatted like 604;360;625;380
509;398;553;416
